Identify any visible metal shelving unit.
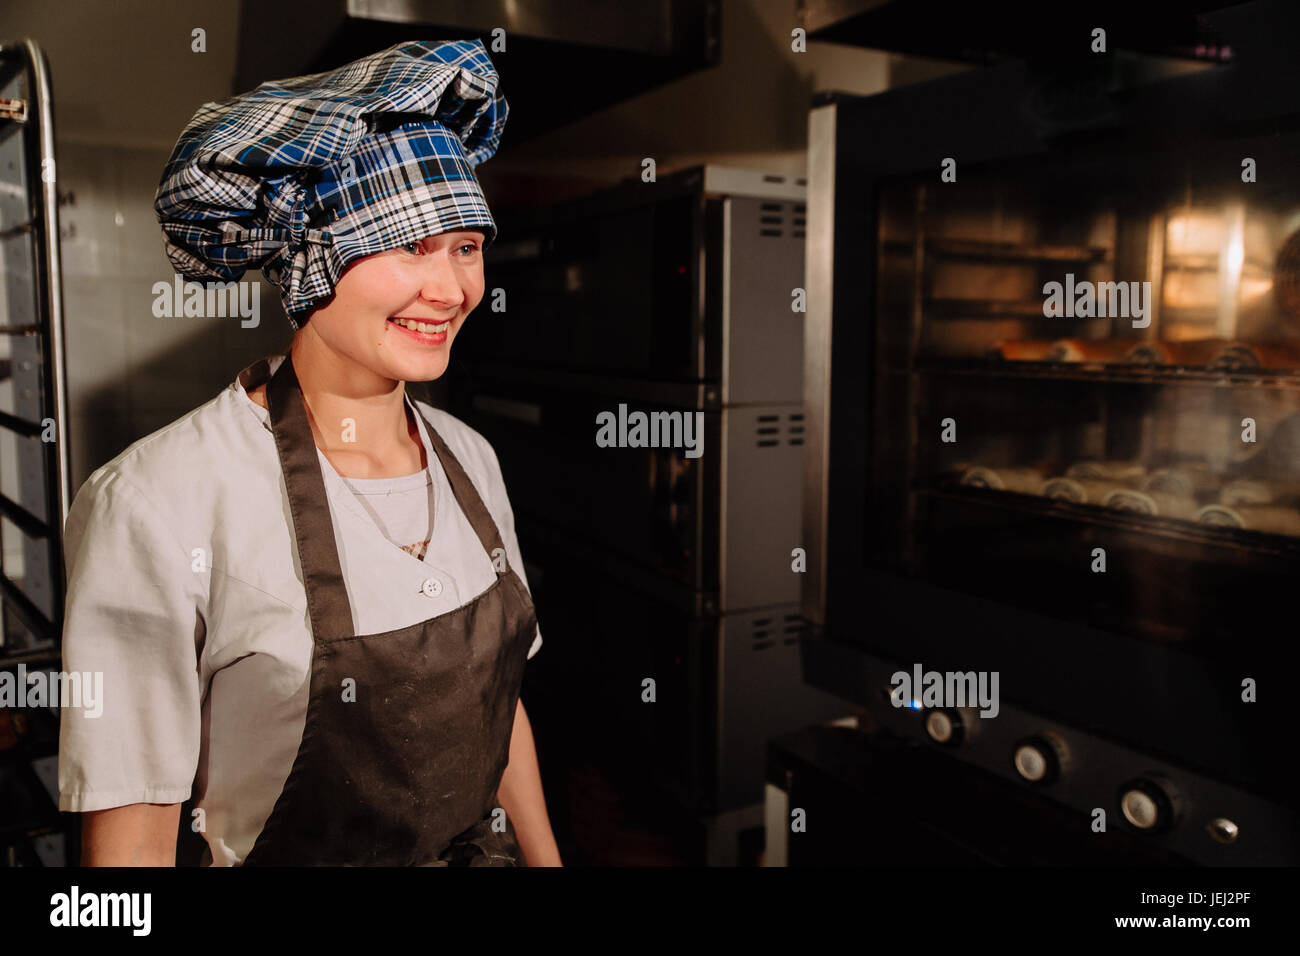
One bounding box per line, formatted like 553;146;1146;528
0;37;73;867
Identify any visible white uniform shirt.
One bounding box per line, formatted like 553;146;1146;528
339;468;435;560
57;353;541;865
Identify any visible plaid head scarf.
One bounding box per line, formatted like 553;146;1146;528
154;39;507;328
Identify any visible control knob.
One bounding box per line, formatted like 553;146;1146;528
1118;777;1180;833
924;708;972;746
1012;733;1068;785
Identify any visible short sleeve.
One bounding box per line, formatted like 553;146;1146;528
475;436;542;661
57;468;206;812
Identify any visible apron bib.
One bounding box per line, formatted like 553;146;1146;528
241;351;537;866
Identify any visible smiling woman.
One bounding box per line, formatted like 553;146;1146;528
244;228;487;480
59;39;561;868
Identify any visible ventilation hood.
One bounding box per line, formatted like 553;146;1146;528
235;0;720;147
796;0;1272;67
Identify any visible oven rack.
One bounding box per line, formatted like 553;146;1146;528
916;485;1300;561
911;356;1300;390
882;237;1112;264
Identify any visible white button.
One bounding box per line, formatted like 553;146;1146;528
421;578;443;598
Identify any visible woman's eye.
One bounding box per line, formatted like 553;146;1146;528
401;241;477;255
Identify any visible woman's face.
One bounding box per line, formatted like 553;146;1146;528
301;228;486;384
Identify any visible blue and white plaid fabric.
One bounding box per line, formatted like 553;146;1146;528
155;39;508;327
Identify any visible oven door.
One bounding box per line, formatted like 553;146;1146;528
812;58;1300;826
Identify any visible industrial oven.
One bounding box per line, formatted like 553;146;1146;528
799;39;1300;865
444;166;848;863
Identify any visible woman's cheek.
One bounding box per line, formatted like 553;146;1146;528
463;269;486;308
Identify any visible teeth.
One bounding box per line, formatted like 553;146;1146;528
392;317;450;334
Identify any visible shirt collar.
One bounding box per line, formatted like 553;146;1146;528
234;354;279;395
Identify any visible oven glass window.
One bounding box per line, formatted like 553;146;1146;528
871;137;1300;651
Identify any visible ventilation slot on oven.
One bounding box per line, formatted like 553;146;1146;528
759;201;785;238
756;414;804;445
783;612;803;646
788;411;805;446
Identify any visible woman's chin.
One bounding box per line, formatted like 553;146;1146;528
390;351;451;383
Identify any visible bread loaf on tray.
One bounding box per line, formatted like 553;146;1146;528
1042;477;1129;503
1196;503;1300;536
1065;459;1146;482
1220;478;1300;506
959;466;1046;495
1101;488;1199;520
1142;465;1221;497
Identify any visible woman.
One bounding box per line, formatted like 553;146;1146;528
57;40;560;866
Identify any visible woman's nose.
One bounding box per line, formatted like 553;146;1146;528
418;257;466;307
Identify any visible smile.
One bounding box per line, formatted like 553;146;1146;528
389;316;451;334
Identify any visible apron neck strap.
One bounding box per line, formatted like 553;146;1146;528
266;350;355;642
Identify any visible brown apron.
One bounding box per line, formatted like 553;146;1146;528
241;351;538;866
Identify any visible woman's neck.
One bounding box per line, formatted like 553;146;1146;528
250;332;427;479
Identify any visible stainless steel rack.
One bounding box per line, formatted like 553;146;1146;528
0;37;72;868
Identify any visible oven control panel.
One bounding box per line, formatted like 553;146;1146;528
847;648;1297;866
